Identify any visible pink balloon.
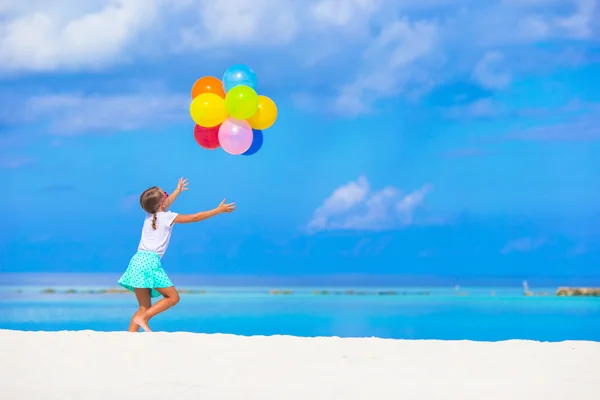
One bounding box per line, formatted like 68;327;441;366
218;116;253;155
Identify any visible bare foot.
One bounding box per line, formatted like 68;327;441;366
133;315;152;332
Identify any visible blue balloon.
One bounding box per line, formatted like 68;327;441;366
242;129;263;156
222;64;257;93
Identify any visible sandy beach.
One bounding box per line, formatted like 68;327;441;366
1;330;599;400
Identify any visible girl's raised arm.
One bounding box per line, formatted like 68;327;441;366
163;177;189;210
172;199;236;225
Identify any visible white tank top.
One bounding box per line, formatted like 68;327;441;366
137;211;179;258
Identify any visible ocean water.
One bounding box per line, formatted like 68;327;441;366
1;285;599;341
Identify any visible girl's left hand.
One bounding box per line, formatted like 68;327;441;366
176;177;189;192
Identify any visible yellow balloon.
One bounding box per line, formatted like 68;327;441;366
189;93;227;128
247;95;278;130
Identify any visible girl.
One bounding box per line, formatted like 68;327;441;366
117;177;235;332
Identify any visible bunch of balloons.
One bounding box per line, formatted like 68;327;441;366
189;64;278;156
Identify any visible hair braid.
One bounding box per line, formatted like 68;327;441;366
140;186;163;230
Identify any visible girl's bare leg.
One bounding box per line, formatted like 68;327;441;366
128;288;152;332
133;286;180;332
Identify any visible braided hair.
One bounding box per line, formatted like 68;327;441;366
139;186;164;230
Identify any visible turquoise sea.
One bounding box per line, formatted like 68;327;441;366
1;274;599;341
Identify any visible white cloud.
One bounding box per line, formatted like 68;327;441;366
501;237;547;254
24;93;188;134
507;107;600;141
118;194;140;213
472;51;512;89
443;98;505;120
0;0;598;118
331;18;439;115
568;243;588;256
311;0;381;28
474;0;598;45
441;147;487;159
0;0;17;13
176;0;381;53
307;175;433;233
555;0;597;39
177;0;300;50
0;155;35;169
0;0;159;72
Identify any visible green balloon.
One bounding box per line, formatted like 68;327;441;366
225;85;259;120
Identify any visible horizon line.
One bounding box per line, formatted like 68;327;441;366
1;272;599;288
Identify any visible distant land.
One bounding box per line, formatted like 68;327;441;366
1;273;599;288
8;287;600;297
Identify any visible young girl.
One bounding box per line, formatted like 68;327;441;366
117;177;235;332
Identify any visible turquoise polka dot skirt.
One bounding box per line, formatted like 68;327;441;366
118;250;173;298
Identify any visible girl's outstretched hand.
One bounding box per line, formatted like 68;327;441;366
218;198;236;213
176;177;189;193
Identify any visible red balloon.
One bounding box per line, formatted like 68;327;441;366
193;124;220;150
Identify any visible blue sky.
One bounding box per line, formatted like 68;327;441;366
1;0;599;286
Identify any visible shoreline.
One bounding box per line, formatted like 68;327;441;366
3;329;600;342
2;330;599;399
3;286;600;297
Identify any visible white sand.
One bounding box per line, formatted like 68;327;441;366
1;330;599;400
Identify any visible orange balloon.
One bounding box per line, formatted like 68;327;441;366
191;76;226;99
